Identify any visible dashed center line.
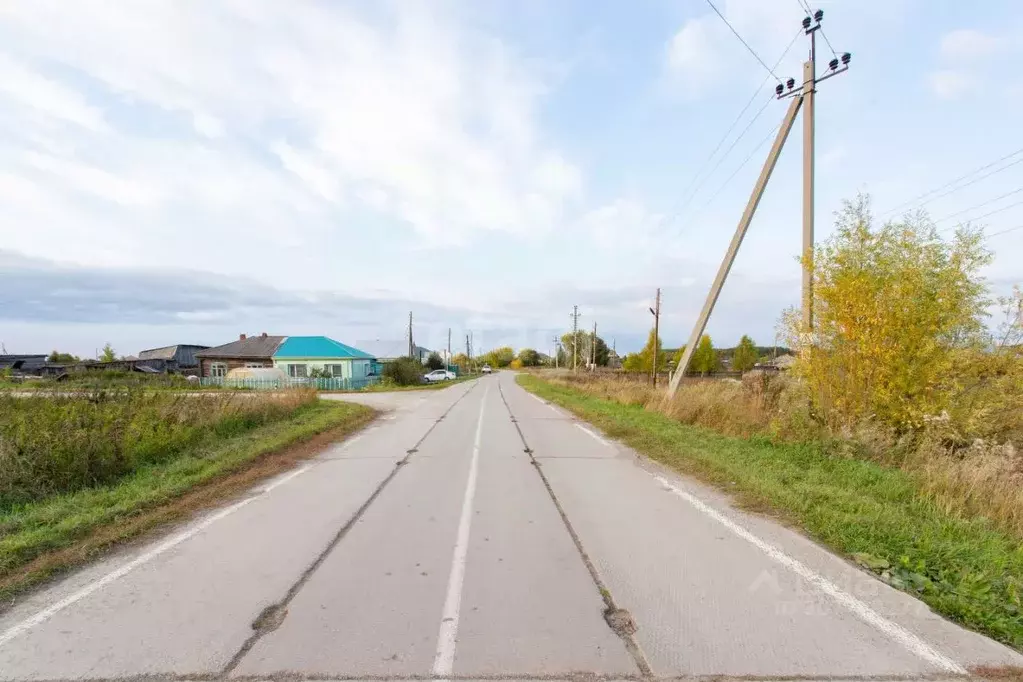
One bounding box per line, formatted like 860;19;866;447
432;384;489;676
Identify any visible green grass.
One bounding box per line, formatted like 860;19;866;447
322;375;477;393
517;374;1023;651
0;399;373;598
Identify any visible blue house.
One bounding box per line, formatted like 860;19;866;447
271;336;375;380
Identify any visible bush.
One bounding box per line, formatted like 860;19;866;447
0;389;316;508
426;352;444;370
782;195;992;430
382;357;425;386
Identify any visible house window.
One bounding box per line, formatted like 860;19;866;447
328;364;346;377
287;364;308;378
210;362;227;378
244;362;264;368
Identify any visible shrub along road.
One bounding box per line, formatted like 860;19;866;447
0;372;1020;680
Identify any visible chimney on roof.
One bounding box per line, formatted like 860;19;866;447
239;333;247;341
261;332;267;338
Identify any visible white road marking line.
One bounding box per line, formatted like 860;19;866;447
575;423;610;447
260;463;315;494
432;385;489;676
529;392;560;413
0;496;256;647
654;476;966;674
0;424;373;647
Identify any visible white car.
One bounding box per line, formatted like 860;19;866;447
481;364;492;374
423;369;455;383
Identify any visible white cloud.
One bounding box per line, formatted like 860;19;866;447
0;0;583;268
0;55;109;132
664;0;804;95
940;29;1006;62
928;69;975;100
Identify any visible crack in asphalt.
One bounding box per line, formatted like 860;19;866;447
220;380;482;676
495;377;655;679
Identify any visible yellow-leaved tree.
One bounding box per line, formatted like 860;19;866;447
782;194;991;429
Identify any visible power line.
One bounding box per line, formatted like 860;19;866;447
900;157;1023;215
687;120;783;225
934;186;1023;224
879;147;1023;217
795;1;838;59
704;0;781;82
986;223;1023;239
662;29;801;232
670;95;775;231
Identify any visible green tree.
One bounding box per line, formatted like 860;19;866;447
48;351;80;364
426;352;444;370
637;329;664;374
100;343;117;362
383;357;425;385
517;348;541;367
691;335;718;374
451;353;470;373
732;335;758;372
622;353;643;372
482;346;515;367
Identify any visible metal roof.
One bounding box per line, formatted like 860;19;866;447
273;336;374;360
137;344;209;361
195;335;286;359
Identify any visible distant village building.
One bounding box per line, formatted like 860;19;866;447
137;344;209;374
272;336;374;379
195;334;285;378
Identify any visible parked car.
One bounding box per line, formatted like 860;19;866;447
423;369;454;383
481;364;492;374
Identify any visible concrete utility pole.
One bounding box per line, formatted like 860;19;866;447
590;322;597;369
570;305;580;371
447;328;451;367
802;50;815;333
552;335;560;369
666;9;849;400
649;288;661;387
407;311;414;360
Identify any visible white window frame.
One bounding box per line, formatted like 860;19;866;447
287;363;307;378
328;364;346;377
244;362;264;368
210;362;227;378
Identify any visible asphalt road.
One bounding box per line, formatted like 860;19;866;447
1;372;1021;681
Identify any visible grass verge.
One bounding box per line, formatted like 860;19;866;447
0;399;374;603
517;374;1023;651
321;375;477;393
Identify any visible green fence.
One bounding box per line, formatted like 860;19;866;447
199;376;381;391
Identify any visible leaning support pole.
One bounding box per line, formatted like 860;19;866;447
666;95;803;399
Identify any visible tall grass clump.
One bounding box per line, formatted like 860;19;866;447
0;389;316;508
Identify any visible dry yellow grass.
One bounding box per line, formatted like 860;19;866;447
535;370;1023;540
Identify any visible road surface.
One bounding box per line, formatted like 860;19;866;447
1;372;1020;680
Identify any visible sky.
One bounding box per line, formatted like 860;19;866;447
1;0;1021;358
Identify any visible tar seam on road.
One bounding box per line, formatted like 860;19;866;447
432;384;490;677
0;673;979;682
655;476;967;675
0;673;983;682
217;380;482;675
0;409;397;646
496;378;654;678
